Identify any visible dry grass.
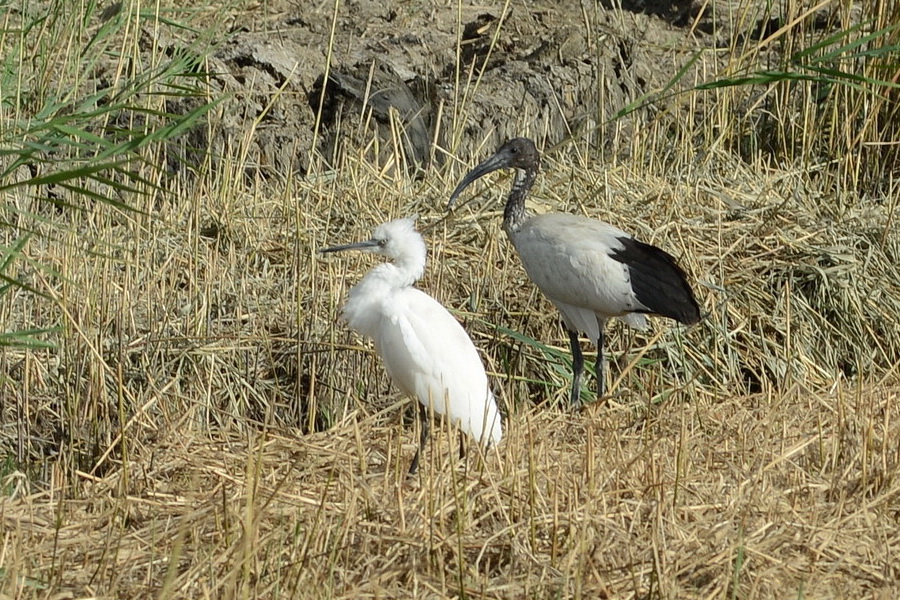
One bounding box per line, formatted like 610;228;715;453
3;0;900;598
4;144;900;598
3;385;899;598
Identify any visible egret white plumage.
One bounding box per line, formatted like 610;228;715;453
320;216;502;474
449;138;701;404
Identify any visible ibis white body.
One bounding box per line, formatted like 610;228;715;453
510;213;651;342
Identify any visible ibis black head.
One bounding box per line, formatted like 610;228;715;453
449;137;541;208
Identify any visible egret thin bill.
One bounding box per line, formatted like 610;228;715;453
319;239;380;254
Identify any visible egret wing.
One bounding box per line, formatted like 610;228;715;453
375;288;501;444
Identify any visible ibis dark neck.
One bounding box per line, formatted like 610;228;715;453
503;167;537;233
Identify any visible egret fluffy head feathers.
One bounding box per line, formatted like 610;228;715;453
320;216;424;262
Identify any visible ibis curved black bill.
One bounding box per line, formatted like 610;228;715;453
448;138;538;209
319;239;380;254
448;152;513;209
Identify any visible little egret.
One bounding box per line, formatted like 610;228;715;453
320;216;502;474
449;138;701;404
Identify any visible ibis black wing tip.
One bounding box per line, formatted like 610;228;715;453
676;303;706;327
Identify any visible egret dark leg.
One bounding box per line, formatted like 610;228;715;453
408;403;429;476
459;432;466;460
595;328;606;398
568;329;584;405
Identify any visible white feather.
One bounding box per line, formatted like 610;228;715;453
509;213;650;343
334;217;502;446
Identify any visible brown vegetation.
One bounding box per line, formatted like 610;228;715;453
2;0;900;598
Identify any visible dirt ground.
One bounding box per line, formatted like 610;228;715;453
164;0;749;176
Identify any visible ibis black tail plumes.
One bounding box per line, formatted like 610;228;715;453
609;236;701;325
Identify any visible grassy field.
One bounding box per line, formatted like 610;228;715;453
2;1;900;598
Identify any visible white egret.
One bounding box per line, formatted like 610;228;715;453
320;216;502;474
449;138;701;404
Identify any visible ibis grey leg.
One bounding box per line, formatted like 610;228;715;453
568;329;584;405
408;403;429;476
595;328;606;398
